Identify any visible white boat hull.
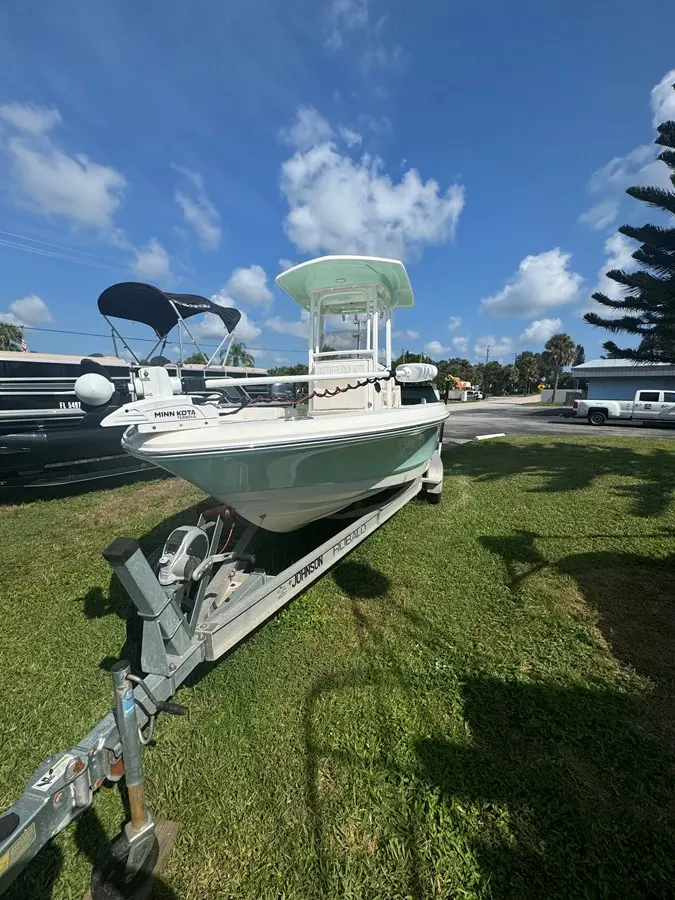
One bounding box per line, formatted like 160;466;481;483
122;405;448;532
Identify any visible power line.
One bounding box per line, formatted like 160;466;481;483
20;323;306;354
0;230;123;265
0;236;119;271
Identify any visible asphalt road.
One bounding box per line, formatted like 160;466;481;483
443;400;675;443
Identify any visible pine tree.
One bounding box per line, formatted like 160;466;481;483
574;344;585;366
584;93;675;362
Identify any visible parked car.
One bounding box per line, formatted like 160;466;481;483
573;389;675;426
467;389;484;400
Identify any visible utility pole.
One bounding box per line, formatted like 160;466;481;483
485;345;490;365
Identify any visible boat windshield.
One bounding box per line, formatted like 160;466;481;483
320;313;385;360
311;284;391;366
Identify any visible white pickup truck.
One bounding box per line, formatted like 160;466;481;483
573;389;675;426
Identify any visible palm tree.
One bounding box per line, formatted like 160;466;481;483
0;323;24;351
184;352;207;364
222;339;255;368
544;333;577;393
515;351;540;394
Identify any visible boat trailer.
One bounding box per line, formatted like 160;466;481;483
0;471;439;898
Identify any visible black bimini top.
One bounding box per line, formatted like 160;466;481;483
98;282;241;339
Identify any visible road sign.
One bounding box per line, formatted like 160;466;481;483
537;383;546;391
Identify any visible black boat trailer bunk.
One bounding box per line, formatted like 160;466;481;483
0;476;430;898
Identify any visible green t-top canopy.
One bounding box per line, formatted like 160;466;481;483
276;256;415;312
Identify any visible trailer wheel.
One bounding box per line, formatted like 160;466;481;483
588;410;606;426
91;833;159;900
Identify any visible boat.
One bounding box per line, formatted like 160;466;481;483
93;256;449;531
0;283;267;491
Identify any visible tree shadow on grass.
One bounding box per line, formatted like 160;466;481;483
443;440;675;517
557;548;675;749
480;530;675;752
416;676;675;899
302;555;675;898
332;560;391;600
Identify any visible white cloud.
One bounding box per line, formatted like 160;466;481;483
579;70;675;230
0;294;54;328
586;145;655;195
324;0;404;71
651;69;675;126
480;249;583;317
338;125;362;147
0;102;61;134
578;199;620;231
357;114;393;138
278;258;295;271
280;106;334;151
324;0;368;50
362;17;406;72
424;340;449;356
474;334;515;361
7;293;53;325
280;116;465;260
265;311;310;340
132;238;172;282
225;265;272;309
7;139;126;230
447;316;461;331
197;290;261;344
0;103;126;229
519;317;562;345
173;167;221;250
580;145;673;230
392;328;420;340
451;335;469;355
273;355;290;365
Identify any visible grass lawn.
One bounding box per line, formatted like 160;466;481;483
1;435;674;899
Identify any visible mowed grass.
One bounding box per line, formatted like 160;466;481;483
1;435;674;899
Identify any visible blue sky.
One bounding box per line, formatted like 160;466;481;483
1;0;674;366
